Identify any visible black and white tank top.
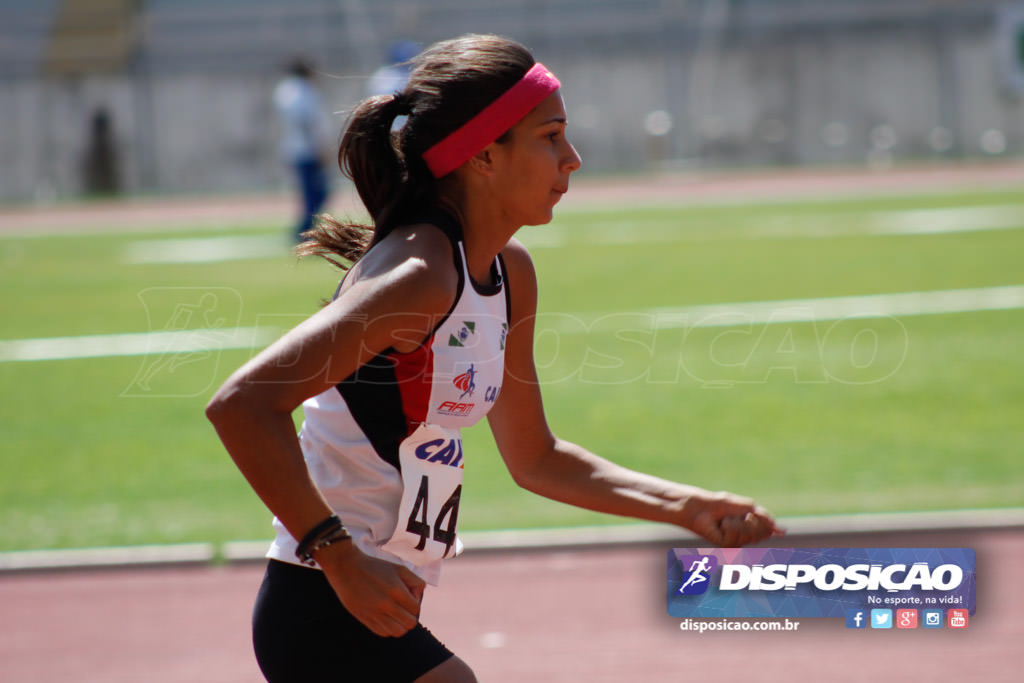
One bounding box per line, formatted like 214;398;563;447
267;210;510;585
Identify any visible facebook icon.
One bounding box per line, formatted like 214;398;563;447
845;609;867;629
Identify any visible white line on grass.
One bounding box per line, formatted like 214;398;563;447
0;326;279;362
868;205;1024;235
557;285;1024;331
123;235;289;264
116;204;1024;263
522;203;1024;248
6;508;1021;571
3;285;1021;362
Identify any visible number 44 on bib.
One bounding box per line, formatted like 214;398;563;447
382;425;466;564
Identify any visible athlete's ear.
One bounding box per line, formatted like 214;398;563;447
468;145;497;176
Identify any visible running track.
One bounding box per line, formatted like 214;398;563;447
2;527;1019;682
3;165;1021;681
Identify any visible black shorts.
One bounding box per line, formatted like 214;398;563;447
252;559;454;682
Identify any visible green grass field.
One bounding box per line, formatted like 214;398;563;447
1;185;1022;551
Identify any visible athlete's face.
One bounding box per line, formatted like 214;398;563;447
487;91;582;226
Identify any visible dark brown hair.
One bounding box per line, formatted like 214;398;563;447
297;34;535;270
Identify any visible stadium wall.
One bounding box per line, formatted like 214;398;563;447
1;0;1022;203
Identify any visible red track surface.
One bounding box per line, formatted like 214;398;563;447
2;528;1019;682
3;161;1023;236
2;165;1020;681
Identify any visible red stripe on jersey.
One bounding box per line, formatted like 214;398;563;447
389;338;434;436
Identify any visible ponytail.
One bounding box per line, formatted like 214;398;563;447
297;92;427;270
341;94;409;222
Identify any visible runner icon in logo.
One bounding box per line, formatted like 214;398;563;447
678;556;715;595
453;364;477;399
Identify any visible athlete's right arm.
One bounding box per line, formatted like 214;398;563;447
204;225;456;637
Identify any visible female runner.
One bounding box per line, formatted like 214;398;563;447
207;33;780;683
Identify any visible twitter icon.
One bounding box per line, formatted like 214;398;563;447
871;609;893;629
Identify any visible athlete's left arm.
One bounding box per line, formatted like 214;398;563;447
487;239;781;547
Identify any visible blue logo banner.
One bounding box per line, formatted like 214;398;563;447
667;547;976;618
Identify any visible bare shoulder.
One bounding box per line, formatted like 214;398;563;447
500;238;537;290
341;222;459;313
500;237;538;318
500;237;535;271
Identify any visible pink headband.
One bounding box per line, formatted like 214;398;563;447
422;62;561;178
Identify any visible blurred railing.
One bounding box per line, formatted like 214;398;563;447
42;0;140;76
0;0;1020;202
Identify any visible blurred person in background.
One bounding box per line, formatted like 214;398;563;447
81;107;119;196
366;39;421;97
209;34;780;682
273;55;333;242
367;39;421;134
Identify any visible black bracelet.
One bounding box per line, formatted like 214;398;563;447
295;514;350;566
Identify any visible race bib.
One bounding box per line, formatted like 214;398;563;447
381;424;465;565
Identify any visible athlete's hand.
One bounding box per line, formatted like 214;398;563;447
315;541;426;637
677;490;783;547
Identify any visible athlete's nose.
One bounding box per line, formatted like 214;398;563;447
561;140;582;173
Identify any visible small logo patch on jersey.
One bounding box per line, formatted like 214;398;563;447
437;401;474;417
448;321;476;347
453;364;477;398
